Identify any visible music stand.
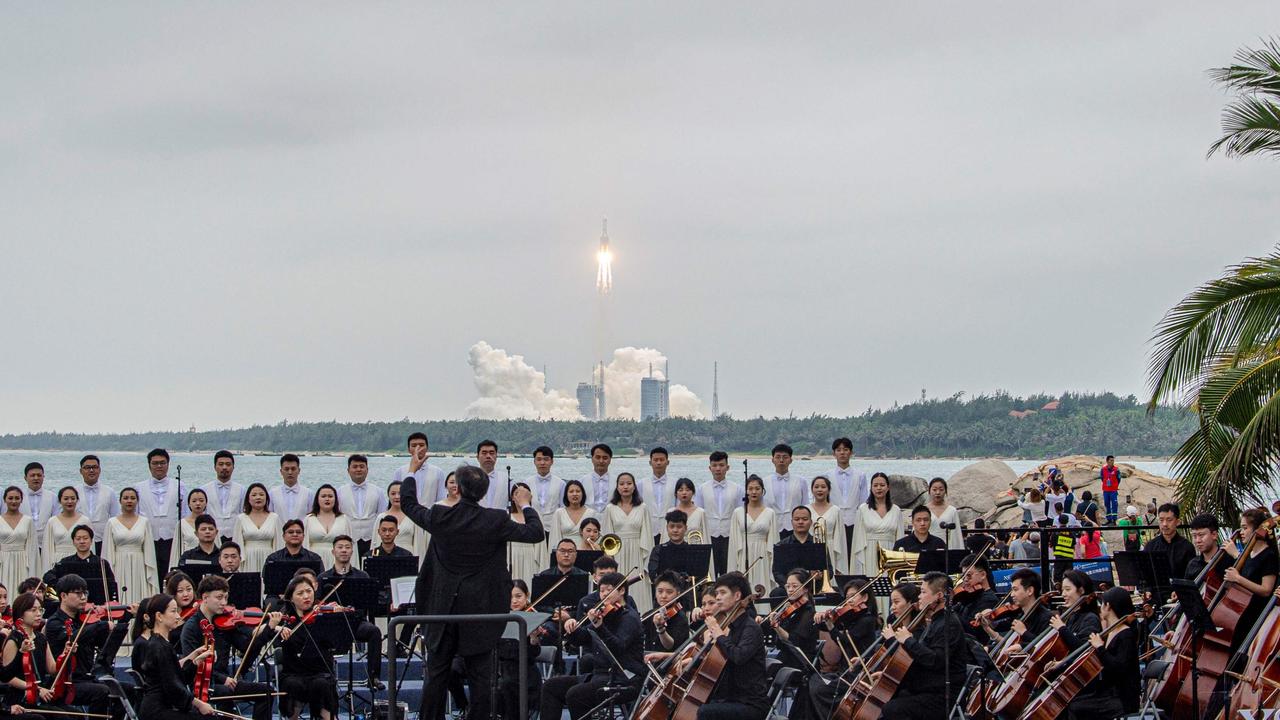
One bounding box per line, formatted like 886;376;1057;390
262;558;325;597
79;568;119;605
1171;577;1215;716
531;574;589;613
836;573;892;598
655;544;714;582
320;578;382;716
226;573;261;609
176;562;218;587
914;550;970;575
772;543;828;587
1114;551;1172;603
573;550;604;574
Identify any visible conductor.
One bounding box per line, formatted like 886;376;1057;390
401;464;546;720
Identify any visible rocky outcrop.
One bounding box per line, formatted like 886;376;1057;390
947;459;1020;524
982;455;1176;527
888;475;928;509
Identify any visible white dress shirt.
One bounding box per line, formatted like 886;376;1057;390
269;482;314;524
21;487;57;537
480;469;508;510
765;472;810;531
337;480;388;543
639;475;675;530
697;478;743;538
525;473;565;529
829;466;869;527
393;463;448;505
200;480;246;538
583;472;613;513
138;476;179;540
77;480;120;540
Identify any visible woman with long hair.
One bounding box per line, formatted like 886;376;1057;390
385;481;425;557
664;478;708;544
925;477;966;551
303;484;351;569
134;593;216;720
547;480;592;550
103;487;159;603
849;473;904;574
727;474;778;592
1223;507;1279;653
43;487;91;561
0;488;37;605
163;572;196;621
277;577;340;720
601;472;653;611
0;591;56;714
437;472;460;507
1045;586;1140;718
232;483;283;573
507;483;547;584
169;489;207;571
808;475;848;576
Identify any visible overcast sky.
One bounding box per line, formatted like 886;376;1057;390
3;3;1280;435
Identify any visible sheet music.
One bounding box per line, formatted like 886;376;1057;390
391;576;416;606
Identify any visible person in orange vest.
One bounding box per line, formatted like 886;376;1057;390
1099;455;1121;525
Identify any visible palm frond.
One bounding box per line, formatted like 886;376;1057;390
1146;251;1280;411
1208;95;1280;158
1207;37;1280;96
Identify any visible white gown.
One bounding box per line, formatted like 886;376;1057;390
849;504;905;574
929;504;966;550
601;504;654;612
303;514;352;569
0;516;38;602
809;504;848;577
726;506;778;592
169;518;200;570
547;507;595;550
232;512;284;573
44;514;92;562
392;514;423;557
102;516;158;605
508;512;548;586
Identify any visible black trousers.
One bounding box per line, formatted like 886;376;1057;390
711;536;730;577
70;680;112;718
539;674;639;720
879;688;948;719
353;620;383;678
211;680;273;720
698;700;768;720
844;524;854;550
421;627;492;720
807;672;844;720
155;538;173;582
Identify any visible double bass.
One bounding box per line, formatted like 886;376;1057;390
1227;590;1280;715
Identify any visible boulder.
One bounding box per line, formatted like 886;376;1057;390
982;455;1178;528
948;459;1019;522
888;474;928;508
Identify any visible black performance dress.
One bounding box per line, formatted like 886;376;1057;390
136;633;203;720
277;615;340;719
0;630;51;720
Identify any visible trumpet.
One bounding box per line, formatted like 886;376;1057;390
687;530;704;543
600;533;623;557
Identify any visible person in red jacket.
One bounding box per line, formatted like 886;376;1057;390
1099;455;1121;525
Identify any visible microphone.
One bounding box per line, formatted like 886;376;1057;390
940;522;957;529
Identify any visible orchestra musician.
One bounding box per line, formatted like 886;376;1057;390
1043;586;1140;719
1142;503;1196;582
978;567;1051;653
164;572;197;619
1;591;54;720
643;570;690;652
133;593;217;720
1222;507;1278;656
952;553;999;642
315;535;384;690
892;506;947;553
1185;513;1230;582
41;525;115;590
276;576;340;720
177;575;282;720
44;574;132;719
886;582;920;625
539;571;644;720
1046;569;1102;658
500;580;545;720
765;569;817;672
805;579;880;720
878;571;967;719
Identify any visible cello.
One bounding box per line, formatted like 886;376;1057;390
1020;611;1141;720
847;591;949;720
986;592;1096;719
1151;517;1275;720
829;607;919;720
1227;589;1280;716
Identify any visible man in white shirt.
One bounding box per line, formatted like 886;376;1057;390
199;450;246;543
76;454;118;555
697;450;741;576
268;453;313;524
829;437;869;549
581;443;614;513
765;443;809;536
393;432;448;505
525;445;564;533
337;454;388;557
474;440;509;510
139;448;180;578
639;447;675;546
21;462;56;567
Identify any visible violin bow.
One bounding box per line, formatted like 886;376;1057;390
526;574;568;610
247;580;346;672
584;567;641;617
640;577;710;622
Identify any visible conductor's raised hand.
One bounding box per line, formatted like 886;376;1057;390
409;447;428;473
512;485;532;508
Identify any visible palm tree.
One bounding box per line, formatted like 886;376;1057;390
1208;37;1280;159
1147;251;1280;521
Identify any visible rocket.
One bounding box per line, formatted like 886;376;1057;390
596;218;613;294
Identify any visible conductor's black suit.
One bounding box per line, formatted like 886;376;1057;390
401;472;545;720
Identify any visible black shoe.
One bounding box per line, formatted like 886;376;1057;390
367;677;385;692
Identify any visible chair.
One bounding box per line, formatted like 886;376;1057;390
103;672;141;720
765;656;782;681
536;646;558;680
766;666;802;720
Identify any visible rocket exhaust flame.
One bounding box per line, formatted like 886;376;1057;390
596;218;613;294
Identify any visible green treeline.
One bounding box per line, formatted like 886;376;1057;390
0;391;1194;458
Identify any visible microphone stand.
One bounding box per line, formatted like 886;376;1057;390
742;460;750;581
942;521;954;717
175;464;184;562
506;466;513;572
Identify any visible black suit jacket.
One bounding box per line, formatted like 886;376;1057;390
401;477;545;655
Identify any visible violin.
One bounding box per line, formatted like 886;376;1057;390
180;605;198;621
656;602;683;622
48;618;76;704
292;603;355;625
766;597;808;628
973;600;1019;628
213;606;269;629
952;577;986;604
78;603;131;624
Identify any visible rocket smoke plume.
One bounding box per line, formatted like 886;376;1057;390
465;341;704;420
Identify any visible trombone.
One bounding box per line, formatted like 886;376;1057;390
687;530;704;543
600;533;622;557
814;518;835;594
